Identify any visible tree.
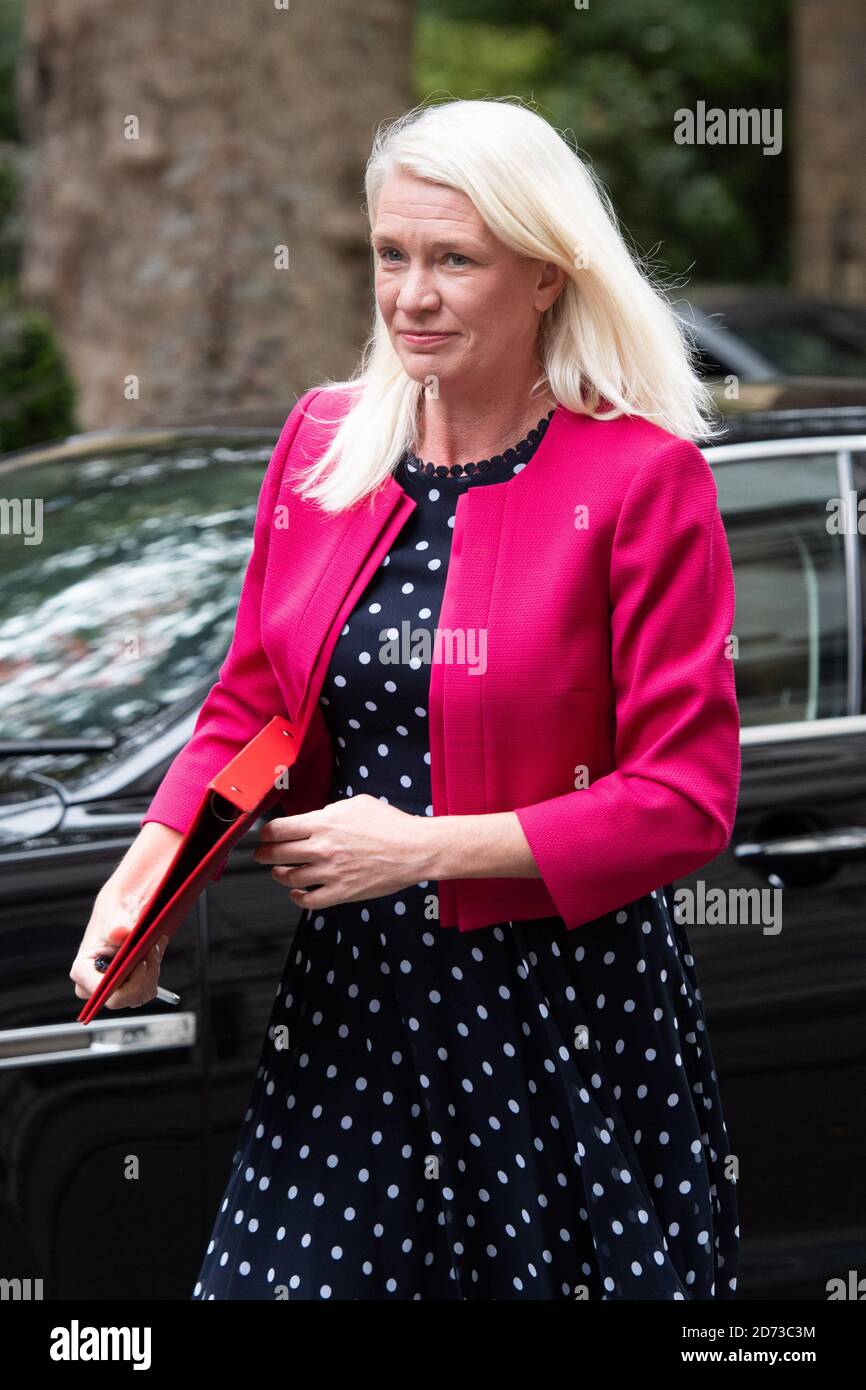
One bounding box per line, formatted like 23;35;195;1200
14;0;413;429
792;0;866;301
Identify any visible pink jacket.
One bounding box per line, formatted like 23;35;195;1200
141;386;741;933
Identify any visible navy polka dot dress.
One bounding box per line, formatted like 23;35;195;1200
192;407;740;1301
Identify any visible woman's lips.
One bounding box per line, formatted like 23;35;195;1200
399;331;455;344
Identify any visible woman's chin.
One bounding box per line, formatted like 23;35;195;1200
398;354;462;387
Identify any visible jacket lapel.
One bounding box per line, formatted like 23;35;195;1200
286;478;417;743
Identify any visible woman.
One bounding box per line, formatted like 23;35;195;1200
71;97;741;1300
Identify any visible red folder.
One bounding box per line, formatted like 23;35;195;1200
77;715;300;1024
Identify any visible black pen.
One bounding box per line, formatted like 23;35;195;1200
93;954;180;1006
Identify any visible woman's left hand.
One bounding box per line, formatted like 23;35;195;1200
251;794;432;909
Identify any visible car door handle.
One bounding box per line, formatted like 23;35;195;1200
734;825;866;865
0;1012;197;1068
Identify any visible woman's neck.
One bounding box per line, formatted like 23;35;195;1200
412;381;557;469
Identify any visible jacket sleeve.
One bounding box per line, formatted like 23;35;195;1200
139;388;321;874
514;436;740;930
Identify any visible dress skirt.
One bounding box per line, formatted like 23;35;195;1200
192;883;739;1300
190;408;740;1300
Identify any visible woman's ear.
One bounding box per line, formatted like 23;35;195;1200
534;259;568;313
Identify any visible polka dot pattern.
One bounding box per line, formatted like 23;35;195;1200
191;413;739;1300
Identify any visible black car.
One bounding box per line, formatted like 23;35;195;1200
1;383;865;1300
679;290;866;383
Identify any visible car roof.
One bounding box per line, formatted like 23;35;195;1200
703;378;866;444
3;383;866;472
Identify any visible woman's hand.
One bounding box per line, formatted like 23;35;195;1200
69;824;183;1011
252;794;432;909
69;892;171;1010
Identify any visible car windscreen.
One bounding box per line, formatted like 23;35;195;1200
0;435;275;785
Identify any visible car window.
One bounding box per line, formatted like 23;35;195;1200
0;438;273;752
713;451;849;726
710;304;866;378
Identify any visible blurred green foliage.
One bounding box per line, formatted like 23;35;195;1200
0;0;76;451
416;0;790;284
0;0;23;142
0;285;76;453
0;0;24;290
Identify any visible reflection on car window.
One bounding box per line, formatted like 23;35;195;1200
0;441;273;748
716;305;866;378
714;452;848;726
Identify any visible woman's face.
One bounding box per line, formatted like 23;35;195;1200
371;169;564;393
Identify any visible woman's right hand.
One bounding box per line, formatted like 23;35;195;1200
69;822;183;1010
69;892;170;1010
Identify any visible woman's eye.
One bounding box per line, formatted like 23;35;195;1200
375;248;471;267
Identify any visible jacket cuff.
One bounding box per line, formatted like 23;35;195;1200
515;781;735;930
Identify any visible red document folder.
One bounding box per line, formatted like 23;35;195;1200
77;715;300;1024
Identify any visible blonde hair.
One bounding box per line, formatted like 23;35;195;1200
295;96;721;513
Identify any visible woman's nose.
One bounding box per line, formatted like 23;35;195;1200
396;269;440;314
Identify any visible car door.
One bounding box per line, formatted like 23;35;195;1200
0;808;207;1300
0;429;281;1299
679;433;866;1299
